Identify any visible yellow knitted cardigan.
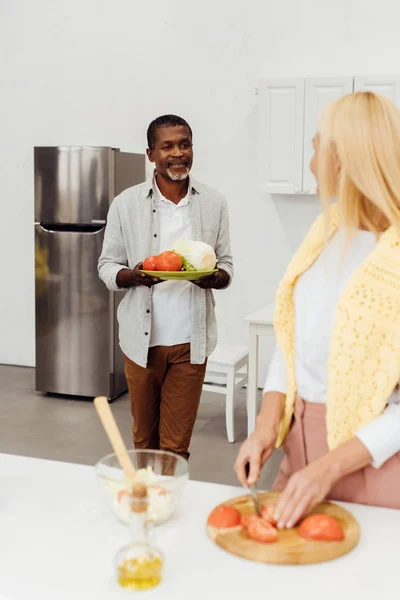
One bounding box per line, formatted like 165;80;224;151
274;204;400;449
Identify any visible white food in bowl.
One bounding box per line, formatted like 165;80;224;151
105;467;174;525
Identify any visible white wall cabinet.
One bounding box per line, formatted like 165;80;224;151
302;78;353;195
258;79;304;194
354;76;400;106
259;75;400;195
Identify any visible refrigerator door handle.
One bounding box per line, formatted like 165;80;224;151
36;224;105;234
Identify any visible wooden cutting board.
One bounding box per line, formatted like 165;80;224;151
207;492;360;565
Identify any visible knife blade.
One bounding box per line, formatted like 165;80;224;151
245;462;262;517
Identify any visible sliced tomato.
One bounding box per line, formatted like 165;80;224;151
298;514;344;541
240;513;259;532
155;251;182;272
143;256;158;271
207;505;241;529
247;518;278;544
117;490;130;502
261;502;277;526
148;485;171;496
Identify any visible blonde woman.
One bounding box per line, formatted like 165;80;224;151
235;91;400;529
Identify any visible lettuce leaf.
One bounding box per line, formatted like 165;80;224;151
179;255;196;272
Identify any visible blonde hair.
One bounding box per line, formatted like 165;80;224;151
318;91;400;235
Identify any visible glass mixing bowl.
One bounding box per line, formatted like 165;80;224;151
95;449;189;527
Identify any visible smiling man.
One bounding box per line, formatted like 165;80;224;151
98;114;233;460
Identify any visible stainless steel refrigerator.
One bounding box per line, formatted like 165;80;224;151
34;146;145;400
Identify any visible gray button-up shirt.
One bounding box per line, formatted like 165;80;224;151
98;175;233;367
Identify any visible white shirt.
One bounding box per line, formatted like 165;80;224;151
149;179;193;348
264;229;400;469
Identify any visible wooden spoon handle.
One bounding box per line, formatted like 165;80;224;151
94;396;136;480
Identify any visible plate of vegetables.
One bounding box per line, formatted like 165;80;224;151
141;239;218;281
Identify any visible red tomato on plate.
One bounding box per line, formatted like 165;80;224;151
298;514;344;541
247;518;278;543
143;256;158;271
208;505;241;529
155;251;183;272
261;502;277;526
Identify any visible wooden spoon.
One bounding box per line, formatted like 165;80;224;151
94;396;136;481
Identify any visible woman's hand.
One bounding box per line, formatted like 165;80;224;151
234;391;286;487
234;426;279;487
274;458;339;529
274;437;372;529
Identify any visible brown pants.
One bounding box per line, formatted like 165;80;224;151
123;344;207;461
273;396;400;509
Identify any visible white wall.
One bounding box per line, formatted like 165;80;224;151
1;0;400;382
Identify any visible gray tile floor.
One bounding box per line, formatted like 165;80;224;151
0;365;282;489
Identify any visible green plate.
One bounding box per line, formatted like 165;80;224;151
140;269;217;281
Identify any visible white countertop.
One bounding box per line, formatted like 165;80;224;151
1;453;399;600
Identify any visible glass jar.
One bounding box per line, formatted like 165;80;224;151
115;542;164;591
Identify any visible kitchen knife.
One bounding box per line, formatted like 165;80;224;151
245;462;262;517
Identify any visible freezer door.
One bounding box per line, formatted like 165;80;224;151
114;152;146;196
34;146;113;224
35;224;115;397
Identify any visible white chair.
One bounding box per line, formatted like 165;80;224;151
203;344;249;443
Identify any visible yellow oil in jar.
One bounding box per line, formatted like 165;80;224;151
118;555;163;590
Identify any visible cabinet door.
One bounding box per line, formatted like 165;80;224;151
259;78;305;194
354;76;400;107
303;77;354;195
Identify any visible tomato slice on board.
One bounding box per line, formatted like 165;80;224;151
240;514;260;532
298;514;345;541
155;251;182;272
261;502;277;526
207;505;241;529
247;518;278;543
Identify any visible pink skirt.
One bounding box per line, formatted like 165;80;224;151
272;397;400;509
